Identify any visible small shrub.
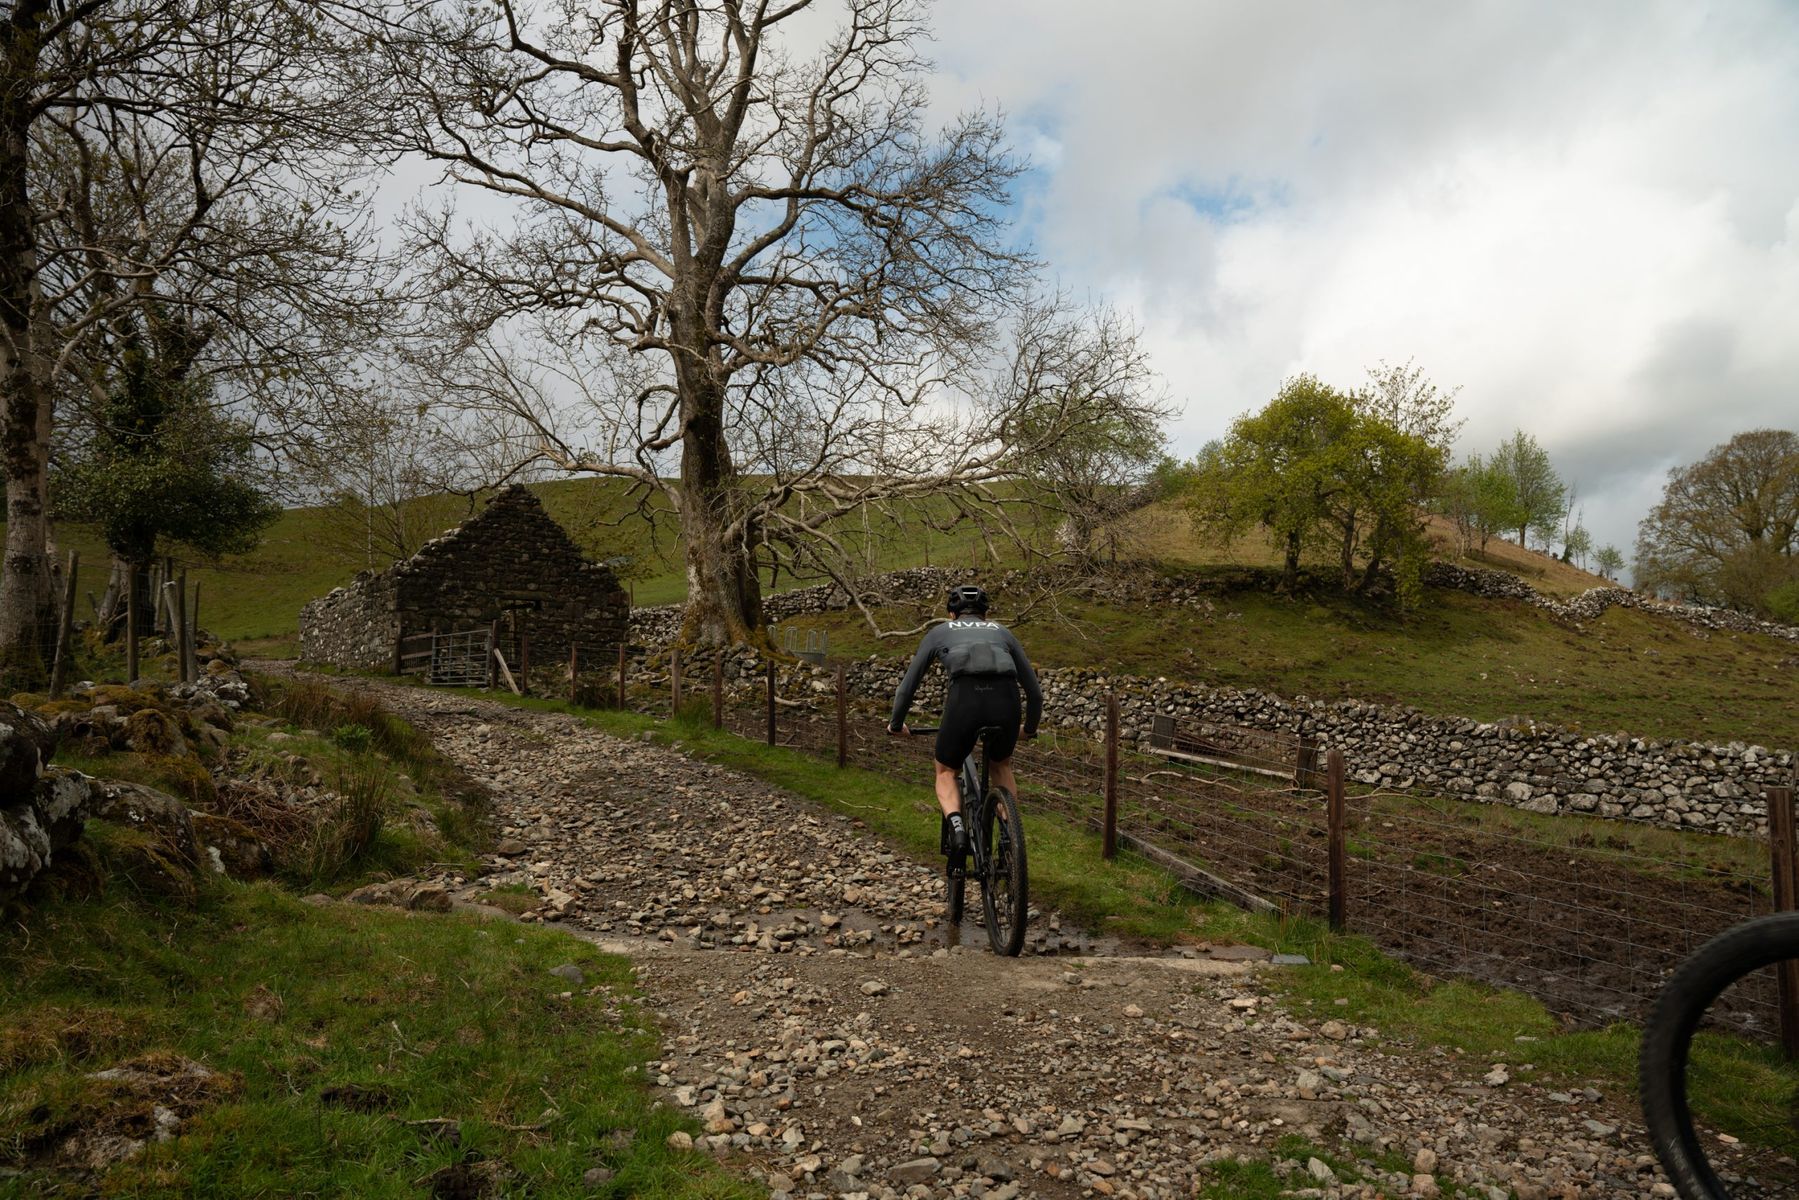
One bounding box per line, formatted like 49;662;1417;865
330;724;374;754
299;759;393;883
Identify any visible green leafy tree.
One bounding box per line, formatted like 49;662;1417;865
1594;544;1626;581
1489;430;1566;549
1190;374;1444;604
1635;429;1799;614
1563;522;1593;567
1188;376;1357;591
53;337;280;637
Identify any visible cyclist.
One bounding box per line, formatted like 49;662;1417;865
887;584;1042;857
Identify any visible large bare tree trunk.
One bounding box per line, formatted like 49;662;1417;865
674;340;762;647
0;2;55;687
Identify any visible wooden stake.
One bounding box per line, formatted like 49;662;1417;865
125;565;139;683
174;569;190;684
671;647;682;713
1295;733;1318;790
617;643;627;710
48;551;79;699
519;632;531;696
189;581;201;681
712;658;724;730
1769;786;1799;1060
1102;693;1120;859
493;649;522;695
486;619;500;689
765;661;776;746
1327;749;1348;932
835;663;848;767
569;643;581;704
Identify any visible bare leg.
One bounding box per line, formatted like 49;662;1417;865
934;761;961;815
990;756;1017;799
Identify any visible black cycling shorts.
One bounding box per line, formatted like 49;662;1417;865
935;677;1021;769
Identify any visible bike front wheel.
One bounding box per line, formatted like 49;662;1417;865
980;787;1028;957
946;853;966;926
1639;912;1799;1198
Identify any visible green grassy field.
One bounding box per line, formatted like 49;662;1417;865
786;581;1799;748
25;479;1797;747
26;478;1005;657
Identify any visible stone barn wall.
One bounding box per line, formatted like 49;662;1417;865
300;486;628;672
298;570;399;672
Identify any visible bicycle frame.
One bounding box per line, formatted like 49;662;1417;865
906;722;1002;880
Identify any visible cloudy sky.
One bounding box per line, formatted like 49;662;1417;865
919;0;1799;558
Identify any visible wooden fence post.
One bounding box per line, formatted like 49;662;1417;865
1769;786;1799;1060
569;644;580;704
1327;749;1348;932
519;633;531;696
125;565;139;683
617;643;627;710
671;647;684;714
174;569;190;684
712;658;724;730
765;661;776;746
1295;733;1318;790
486;619;500;690
1102;693;1120;860
188;581;201;682
835;663;848;767
48;551;79;699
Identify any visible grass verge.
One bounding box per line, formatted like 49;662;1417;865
0;881;756;1199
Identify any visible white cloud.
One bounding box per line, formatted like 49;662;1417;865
926;0;1799;557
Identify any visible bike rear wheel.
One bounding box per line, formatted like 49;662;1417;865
980;786;1028;957
1640;912;1799;1198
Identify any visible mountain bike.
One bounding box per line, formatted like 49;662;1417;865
904;723;1028;956
1640;911;1799;1198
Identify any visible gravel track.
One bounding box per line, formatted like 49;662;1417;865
353;681;1724;1200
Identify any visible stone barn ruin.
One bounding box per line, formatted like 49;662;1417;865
299;485;628;678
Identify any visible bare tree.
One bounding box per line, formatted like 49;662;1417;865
363;0;1084;646
284;382;485;568
2;0;392;677
1003;306;1170;566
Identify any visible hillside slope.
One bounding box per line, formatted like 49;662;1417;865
28;482;1793;748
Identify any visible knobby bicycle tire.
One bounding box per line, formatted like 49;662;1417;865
946;851;966;926
980;786;1028;957
1639;912;1799;1199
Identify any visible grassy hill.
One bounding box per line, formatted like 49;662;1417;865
25;483;1798;749
30;479;1000;656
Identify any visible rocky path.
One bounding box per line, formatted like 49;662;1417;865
358;681;1685;1200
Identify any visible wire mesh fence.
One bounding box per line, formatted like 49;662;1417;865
1345;790;1776;1030
483;644;1794;1033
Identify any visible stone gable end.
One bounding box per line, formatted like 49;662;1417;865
299;485;628;672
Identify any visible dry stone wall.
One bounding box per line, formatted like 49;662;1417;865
631;563;1799;840
301;486;628;672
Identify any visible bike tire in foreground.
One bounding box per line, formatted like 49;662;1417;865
1639;911;1799;1199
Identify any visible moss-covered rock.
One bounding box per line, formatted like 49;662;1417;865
190;812;272;880
120;709;188;758
93;783;199;870
1;700;54;795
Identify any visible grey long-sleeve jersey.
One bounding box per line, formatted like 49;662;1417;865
888;617;1043;735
